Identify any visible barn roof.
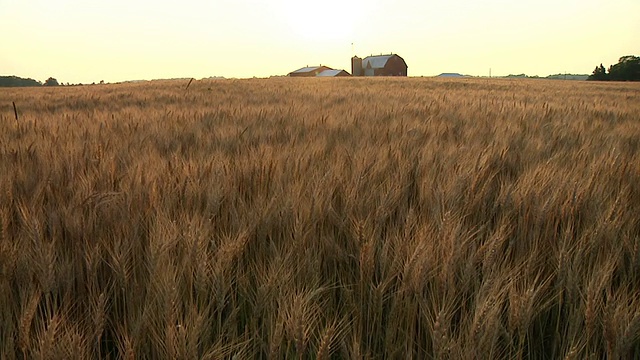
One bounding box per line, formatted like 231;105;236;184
291;66;326;74
362;55;395;69
317;69;349;77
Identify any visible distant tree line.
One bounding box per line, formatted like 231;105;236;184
0;76;65;87
588;55;640;81
0;76;105;87
504;74;589;81
0;76;42;87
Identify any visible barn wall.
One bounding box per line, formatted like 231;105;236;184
381;56;407;76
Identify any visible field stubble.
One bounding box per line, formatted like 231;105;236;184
0;77;639;358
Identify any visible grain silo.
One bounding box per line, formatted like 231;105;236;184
351;56;363;77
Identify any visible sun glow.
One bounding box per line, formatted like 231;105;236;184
280;0;362;43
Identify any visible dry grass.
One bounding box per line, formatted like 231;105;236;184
0;77;639;359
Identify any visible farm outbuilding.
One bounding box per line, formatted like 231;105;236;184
288;66;333;77
352;54;408;77
317;69;351;77
289;53;407;77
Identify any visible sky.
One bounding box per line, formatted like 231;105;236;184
1;0;638;83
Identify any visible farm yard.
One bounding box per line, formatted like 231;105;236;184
0;77;639;358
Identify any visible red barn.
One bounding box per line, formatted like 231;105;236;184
351;54;408;77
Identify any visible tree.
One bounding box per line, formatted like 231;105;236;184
43;77;60;86
608;56;640;81
0;76;41;87
588;64;607;81
588;56;640;81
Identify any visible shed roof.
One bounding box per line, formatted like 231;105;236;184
437;73;465;78
317;69;350;77
291;66;326;74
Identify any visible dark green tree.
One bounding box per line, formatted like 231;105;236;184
43;77;60;86
588;56;640;81
0;76;41;87
607;56;640;81
587;64;608;81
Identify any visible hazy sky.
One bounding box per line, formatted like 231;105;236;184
1;0;638;83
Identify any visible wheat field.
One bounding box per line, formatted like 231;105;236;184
0;77;639;359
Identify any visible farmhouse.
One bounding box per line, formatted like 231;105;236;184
352;54;408;77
